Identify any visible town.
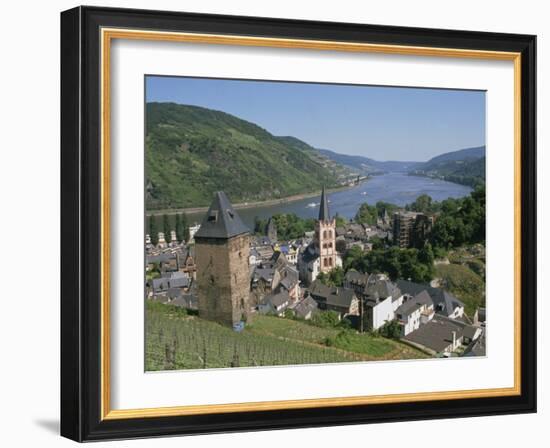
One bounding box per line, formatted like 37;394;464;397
145;187;486;367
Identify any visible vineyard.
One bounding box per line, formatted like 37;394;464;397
145;302;426;371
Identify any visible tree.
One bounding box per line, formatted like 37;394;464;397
428;186;485;250
253;216;267;235
175;213;189;243
431;215;456;249
379;320;402;339
334;213;347;227
269;213;315;240
175;214;182;243
345;246;434;283
375;201;398;217
409;194;433;213
317;266;345;287
418;242;435;265
162;214;171;241
369;236;386;250
343;245;364;271
149;215;159;245
355;203;378;225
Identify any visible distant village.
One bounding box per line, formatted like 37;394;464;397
145;188;486;359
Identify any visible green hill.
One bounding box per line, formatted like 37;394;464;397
409;146;486;188
145;103;342;210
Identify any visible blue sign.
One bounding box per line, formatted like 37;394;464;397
233;321;245;333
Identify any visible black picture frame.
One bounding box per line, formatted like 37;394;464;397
61;5;537;442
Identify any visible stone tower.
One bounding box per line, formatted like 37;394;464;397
195;191;251;327
316;186;336;273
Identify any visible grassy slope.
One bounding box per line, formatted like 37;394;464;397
145;303;426;371
435;262;485;316
145;103;341;210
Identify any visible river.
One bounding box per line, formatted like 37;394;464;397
188;173;473;229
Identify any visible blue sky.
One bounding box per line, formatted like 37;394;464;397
146;76;485;162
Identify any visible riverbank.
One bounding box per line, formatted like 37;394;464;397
145;173;473;229
408;172;484;189
145;180;367;217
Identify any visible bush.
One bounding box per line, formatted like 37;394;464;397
379;320;402;339
310;310;341;328
317;267;345;287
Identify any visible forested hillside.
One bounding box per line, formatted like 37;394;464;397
409;146;486;188
145;103;343;210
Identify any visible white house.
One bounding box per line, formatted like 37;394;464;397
362;275;405;331
395;290;435;336
257;290;291;316
396;279;465;319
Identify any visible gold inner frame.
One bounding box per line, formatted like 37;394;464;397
100;27;522;421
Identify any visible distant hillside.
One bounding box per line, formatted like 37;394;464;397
145;103;347;210
422;146;485;165
409;146;486;188
317;148;421;174
276;138;358;181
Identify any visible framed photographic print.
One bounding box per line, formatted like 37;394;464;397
60;6;537;442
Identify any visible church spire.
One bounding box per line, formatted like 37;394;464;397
318;186;330;222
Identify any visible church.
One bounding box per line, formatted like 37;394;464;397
297;186;343;285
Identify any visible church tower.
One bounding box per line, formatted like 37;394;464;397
195;191;251;327
316;186;336;273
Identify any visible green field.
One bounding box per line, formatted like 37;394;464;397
145;302;426;371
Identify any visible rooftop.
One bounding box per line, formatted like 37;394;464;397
403;315;476;353
395;290;433;319
194;191;250;239
396;279;464;316
309;281;357;309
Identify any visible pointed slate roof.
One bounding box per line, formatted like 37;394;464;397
318;186;330;221
194;191;250;239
